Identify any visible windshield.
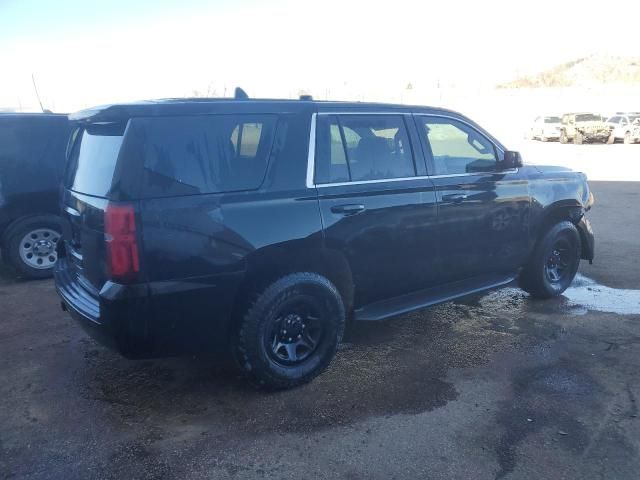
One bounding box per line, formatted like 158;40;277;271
576;114;602;122
544;116;561;123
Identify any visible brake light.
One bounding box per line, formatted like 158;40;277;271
105;203;139;282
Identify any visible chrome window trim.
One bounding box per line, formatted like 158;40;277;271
305;113;317;188
314;171;519;188
307;111;511;189
316;175;430;189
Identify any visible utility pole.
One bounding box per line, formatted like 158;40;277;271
31;73;45;112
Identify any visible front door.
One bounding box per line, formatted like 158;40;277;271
414;115;530;284
313;113;438;307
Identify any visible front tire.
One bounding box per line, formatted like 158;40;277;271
560;131;568;144
624;131;632;144
3;215;62;279
606;133;615;144
574;132;583;145
234;272;345;389
519;221;581;299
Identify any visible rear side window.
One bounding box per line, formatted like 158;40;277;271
133;114;276;197
315;114;415;184
65;123;124;197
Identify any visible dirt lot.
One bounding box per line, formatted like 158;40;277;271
1;181;639;480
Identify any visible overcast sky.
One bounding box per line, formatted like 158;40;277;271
1;0;639;112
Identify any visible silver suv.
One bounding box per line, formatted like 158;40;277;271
606;113;640;144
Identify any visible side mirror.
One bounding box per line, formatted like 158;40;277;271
501;150;523;169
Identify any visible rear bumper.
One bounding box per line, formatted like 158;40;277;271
55;258;242;357
55;258;151;356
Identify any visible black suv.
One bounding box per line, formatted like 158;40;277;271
55;97;595;389
1;113;71;278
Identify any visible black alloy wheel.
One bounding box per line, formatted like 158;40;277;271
267;297;325;365
544;237;571;284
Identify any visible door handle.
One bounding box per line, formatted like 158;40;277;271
442;194;468;204
331;204;366;216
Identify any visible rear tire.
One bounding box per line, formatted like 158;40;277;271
518;221;581;299
3;215;62;279
624;132;632;144
233;272;345;389
574;132;583;145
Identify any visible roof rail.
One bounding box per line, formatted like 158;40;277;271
299;94;313;101
234;87;249;99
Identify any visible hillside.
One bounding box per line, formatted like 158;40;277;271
498;55;640;88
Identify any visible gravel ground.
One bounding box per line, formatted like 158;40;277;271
1;181;639;480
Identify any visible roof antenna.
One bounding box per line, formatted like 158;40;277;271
31;73;45;112
234;87;249;99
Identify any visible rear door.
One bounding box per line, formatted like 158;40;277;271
61;122;128;292
414;114;530;284
314;113;438;307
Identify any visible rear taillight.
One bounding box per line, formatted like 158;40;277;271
105;203;140;282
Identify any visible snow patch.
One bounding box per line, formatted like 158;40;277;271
562;274;640;315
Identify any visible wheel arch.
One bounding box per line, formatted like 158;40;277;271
532;200;587;257
231;241;354;324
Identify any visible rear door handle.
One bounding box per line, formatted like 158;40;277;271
442;194;468;204
331;204;366;216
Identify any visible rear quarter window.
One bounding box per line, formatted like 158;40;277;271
131;114;277;198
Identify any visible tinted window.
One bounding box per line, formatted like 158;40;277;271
419;117;497;175
135;114;276;197
576;114;601;122
65;123;124;197
315;114;415;184
1;117;70;191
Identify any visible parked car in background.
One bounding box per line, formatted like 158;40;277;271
0;113;71;278
55;96;595;389
528;115;561;141
606;112;640;144
559;113;612;144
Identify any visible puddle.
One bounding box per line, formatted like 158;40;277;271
562;274;640;315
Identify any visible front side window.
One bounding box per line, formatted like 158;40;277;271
418;117;497;175
315;114;415;184
135;114;276;197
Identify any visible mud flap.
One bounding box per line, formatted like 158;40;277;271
577;217;595;264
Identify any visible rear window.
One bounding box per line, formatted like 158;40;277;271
65;123;124;197
131;114;277;197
